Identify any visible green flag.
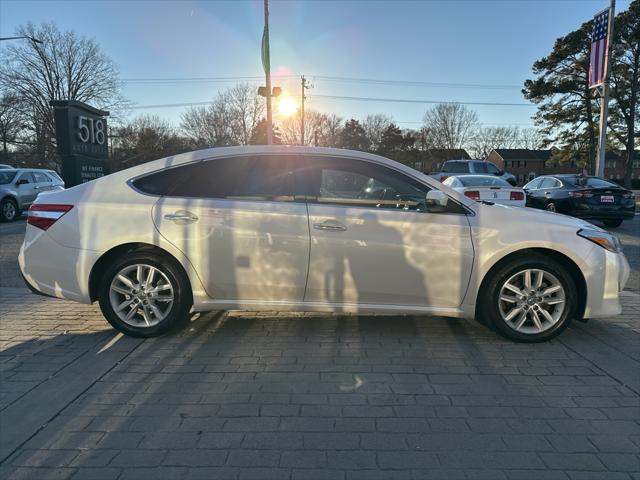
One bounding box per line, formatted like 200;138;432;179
261;26;270;75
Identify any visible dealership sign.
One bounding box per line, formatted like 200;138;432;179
50;100;110;187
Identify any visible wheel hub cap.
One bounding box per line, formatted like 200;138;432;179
108;264;174;328
497;268;566;334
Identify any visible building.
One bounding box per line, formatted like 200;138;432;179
487;149;640;185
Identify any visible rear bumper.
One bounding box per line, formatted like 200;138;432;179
567;201;635;220
19;227;100;304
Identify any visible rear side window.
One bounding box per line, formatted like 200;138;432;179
443;161;469;173
132;155;302;201
539;178;560;189
525;178;542;189
32;172;51;183
473;162;488;173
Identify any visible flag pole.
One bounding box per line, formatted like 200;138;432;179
595;0;615;178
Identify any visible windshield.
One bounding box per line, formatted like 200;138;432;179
0;171;17;184
564;176;620;189
459;176;511;187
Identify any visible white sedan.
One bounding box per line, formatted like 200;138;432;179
443;175;526;207
19;146;629;342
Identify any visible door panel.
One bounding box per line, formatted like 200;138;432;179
16;172;37;206
305;205;473;307
153;198;310;302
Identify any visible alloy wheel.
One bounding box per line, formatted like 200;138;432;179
497;268;566;334
3;201;16;221
108;264;174;327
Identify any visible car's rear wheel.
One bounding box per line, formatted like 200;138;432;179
480;254;577;342
545;202;556;213
0;198;18;222
98;251;191;337
603;218;623;228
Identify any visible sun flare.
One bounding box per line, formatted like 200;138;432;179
278;95;298;118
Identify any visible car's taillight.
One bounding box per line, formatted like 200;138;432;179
569;191;593;198
510;191;524;201
27;204;73;230
464;190;480;201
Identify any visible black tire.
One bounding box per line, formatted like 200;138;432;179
0;197;18;222
603;219;623;228
545;202;556;213
97;250;192;337
479;253;577;342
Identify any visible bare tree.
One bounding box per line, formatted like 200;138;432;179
0;22;126;168
518;128;545;150
111;115;188;171
180;100;232;149
423;103;479;150
180;83;262;148
0;94;26;160
362;114;392;151
470;126;520;158
225;83;264;145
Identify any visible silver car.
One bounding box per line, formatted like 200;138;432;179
0;168;65;221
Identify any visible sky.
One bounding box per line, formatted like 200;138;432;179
0;0;632;130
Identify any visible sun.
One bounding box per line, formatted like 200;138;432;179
278;95;298;118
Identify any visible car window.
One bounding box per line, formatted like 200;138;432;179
132;155;302;201
486;163;500;174
524;178;542;189
0;171;17;184
566;176;620;189
16;172;34;184
443;161;468;173
46;171;63;183
32;172;51;183
473;162;488;174
304;156;435;211
459;176;511;187
538;178;558;189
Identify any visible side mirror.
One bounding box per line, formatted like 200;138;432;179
426;190;448;212
15;179;28;186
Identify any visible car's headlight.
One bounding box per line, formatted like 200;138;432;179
577;228;622;253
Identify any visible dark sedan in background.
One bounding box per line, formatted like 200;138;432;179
523;175;636;228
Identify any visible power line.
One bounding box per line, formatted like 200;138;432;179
310;94;534;107
120;74;522;90
309;75;521;90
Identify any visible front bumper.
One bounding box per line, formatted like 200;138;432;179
582;248;630;318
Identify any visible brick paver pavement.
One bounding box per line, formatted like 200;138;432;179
0;286;638;480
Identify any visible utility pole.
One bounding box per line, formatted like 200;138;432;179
300;76;311;145
595;0;616;178
262;0;273;145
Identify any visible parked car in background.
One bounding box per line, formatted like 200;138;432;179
523;175;635;228
0;168;65;221
0;164;15;169
443;175;526;207
429;160;517;186
19;146;629;343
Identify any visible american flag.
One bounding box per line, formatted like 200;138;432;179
589;8;610;88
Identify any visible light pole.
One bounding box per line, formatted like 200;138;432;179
0;36;43;44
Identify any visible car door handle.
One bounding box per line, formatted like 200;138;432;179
164;211;198;222
313;220;347;231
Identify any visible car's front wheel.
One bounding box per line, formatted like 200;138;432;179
480;254;577;342
0;198;18;222
98;251;192;337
